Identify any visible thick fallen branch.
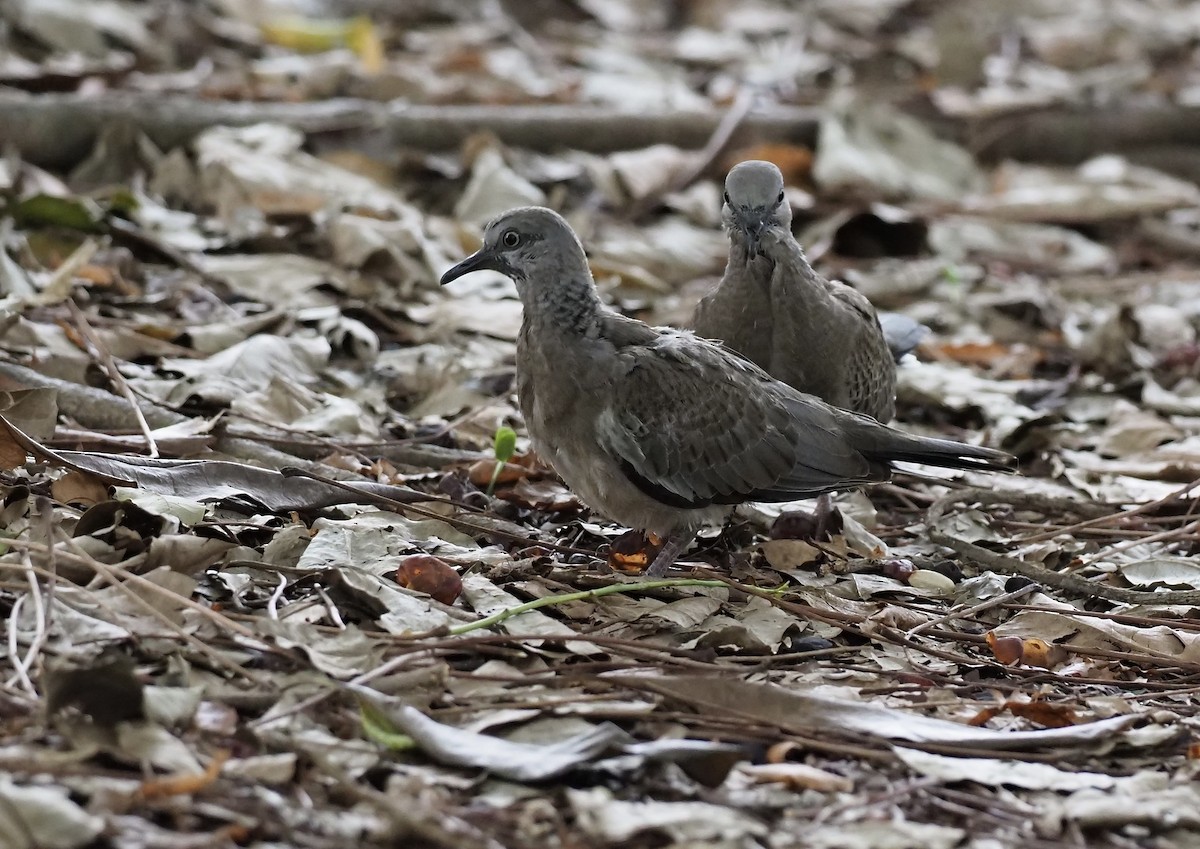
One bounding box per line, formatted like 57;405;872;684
0;360;184;430
969;104;1200;165
928;488;1200;605
0;90;820;169
4;90;1200;171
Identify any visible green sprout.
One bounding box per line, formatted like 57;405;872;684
486;425;517;496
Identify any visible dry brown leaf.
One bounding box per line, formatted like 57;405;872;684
467;459;530;488
498;479;581;511
609;529;660;573
394;554;463;605
740;762;853;792
986;631;1070;669
50;470;109;507
0;422;27;469
138;750;230;800
724;143;814;188
970;695;1080;729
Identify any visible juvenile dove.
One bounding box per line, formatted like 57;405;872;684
694;159;913;423
441;207;1014;577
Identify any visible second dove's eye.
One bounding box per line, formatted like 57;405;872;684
723;192;730;204
502;230;520;248
776;191;785;204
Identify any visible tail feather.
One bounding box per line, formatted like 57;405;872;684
852;423;1017;474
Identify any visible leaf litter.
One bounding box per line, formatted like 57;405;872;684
4;1;1200;847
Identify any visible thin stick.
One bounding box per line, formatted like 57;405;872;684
11;552;48;690
5;595;34;695
67;299;159;458
904;583;1038;642
1017;477;1200;543
281;466;594;557
4;538;261;640
629;86;757;219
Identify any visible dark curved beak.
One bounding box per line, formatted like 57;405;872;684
440;247;505;286
732;206;769;258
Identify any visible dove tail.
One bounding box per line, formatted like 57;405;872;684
858;428;1017;473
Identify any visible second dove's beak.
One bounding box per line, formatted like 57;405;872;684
735;208;768;258
440;248;505;285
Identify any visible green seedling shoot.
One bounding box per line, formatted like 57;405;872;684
487;425;517;495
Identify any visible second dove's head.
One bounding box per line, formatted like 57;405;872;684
722;160;792;257
440;207;588;297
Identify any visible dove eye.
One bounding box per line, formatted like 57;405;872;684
723;191;730;205
776;191;785;205
501;230;521;248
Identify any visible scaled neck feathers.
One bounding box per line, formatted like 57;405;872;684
526;265;603;336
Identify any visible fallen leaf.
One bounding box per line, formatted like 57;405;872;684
393;554;463;605
739;762;853;792
50;470;109;507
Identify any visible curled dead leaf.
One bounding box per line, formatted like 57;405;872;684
765;741;802;764
740;762;853;793
467;459;528;488
498;478;581;511
609;529;659;574
907;569;956;593
1020;637;1068;669
394;554;463;605
50;470;109;507
970;695;1079;729
139;750;230;800
986;631;1069;669
986;632;1025;665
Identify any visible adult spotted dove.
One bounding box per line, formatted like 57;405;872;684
695;160;930;535
441;207;1014;577
694;159;926;423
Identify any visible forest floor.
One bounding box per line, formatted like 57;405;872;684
4;1;1200;847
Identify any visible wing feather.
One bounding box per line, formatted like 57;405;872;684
596;328;887;508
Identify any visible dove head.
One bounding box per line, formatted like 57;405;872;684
440;206;601;327
722;160;791;258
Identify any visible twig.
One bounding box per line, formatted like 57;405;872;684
267;572;287;621
0;90;824;167
281;466;589;555
315;585;346;630
5;595;34;695
35;496;57;633
904;583;1038;642
67;299;159;458
3;538;262;641
628;86;757;219
1016;476;1200;543
11;552;48;690
1081;518;1200;564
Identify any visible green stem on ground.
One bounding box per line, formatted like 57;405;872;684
449;578;729;636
